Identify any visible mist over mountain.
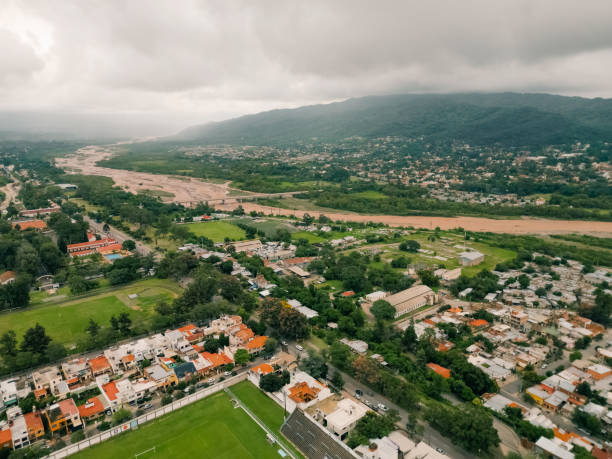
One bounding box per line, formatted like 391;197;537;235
177;93;612;147
0;111;185;141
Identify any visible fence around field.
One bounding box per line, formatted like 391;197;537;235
46;372;248;459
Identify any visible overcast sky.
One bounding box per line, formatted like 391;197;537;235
2;0;612;135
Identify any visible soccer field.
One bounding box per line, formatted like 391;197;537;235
75;391;283;459
185;221;246;242
0;279;182;349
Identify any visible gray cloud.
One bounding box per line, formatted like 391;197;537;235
1;0;611;135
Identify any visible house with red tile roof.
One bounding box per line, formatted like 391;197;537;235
67;238;117;257
200;352;233;370
88;355;112;377
118;354;136;371
0;429;12;449
24;412;45;441
245;336;268;354
469;319;489;329
232;325;255;346
288;382;320;404
427;363;451;379
177;324;204;343
77;397;106;421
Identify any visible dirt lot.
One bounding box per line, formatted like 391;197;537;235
217;202;612;236
56;145;233;204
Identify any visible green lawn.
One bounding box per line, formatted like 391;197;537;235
75;390;281;459
230;218;297;237
0;279;182;349
291;231;326;244
351;191;387;200
230;381;303;458
186;221;246;242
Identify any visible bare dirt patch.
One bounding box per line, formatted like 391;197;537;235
56;144;236;204
217;202;612;236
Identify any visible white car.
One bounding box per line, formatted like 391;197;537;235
295;344;304;351
224;371;232;376
208;378;216;384
377;403;388;412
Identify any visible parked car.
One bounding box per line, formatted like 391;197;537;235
143;403;153;410
436;448;445;454
355;389;363;397
208;378;216;384
224;371;232;376
377;403;388;412
282;341;288;346
295;344;304;351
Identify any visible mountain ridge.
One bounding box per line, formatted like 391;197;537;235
176;92;612;147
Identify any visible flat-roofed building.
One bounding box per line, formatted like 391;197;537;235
384;285;437;318
326;398;369;439
459;251;484;266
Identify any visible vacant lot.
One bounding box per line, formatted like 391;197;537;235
0;279;181;348
186;220;246;242
75;390;281;459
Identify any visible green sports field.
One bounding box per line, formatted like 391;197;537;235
0;279;182;349
186;221;246;242
75;390;283;459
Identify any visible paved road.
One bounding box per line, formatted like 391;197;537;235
84;216;157;259
289;344;471;459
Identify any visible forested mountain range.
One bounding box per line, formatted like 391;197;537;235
177;92;612;147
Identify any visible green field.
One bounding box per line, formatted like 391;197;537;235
75;389;281;459
230;218;297;237
186;221;246;242
0;279;182;348
230;381;303;458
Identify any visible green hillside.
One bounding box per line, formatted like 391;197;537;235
175;92;612;147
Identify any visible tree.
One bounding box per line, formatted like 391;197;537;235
518;274;530;289
234;348;250;366
301;353;328;379
220;260;234;274
117;312;132;335
86;319;100;337
260;372;288;392
418;269;439;288
112;408;132;426
570;351;582;362
20;324;51;355
425;404;499;453
278;308;309;340
264;337;278;354
399;240;420;253
71;430;85;443
330;371;345;392
581;291;612;327
370;300;396;321
402;323;418;351
45;342;67;362
122;239;136;251
0;330;18;358
572;409;602;435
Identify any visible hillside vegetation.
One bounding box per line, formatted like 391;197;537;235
176;92;612;147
